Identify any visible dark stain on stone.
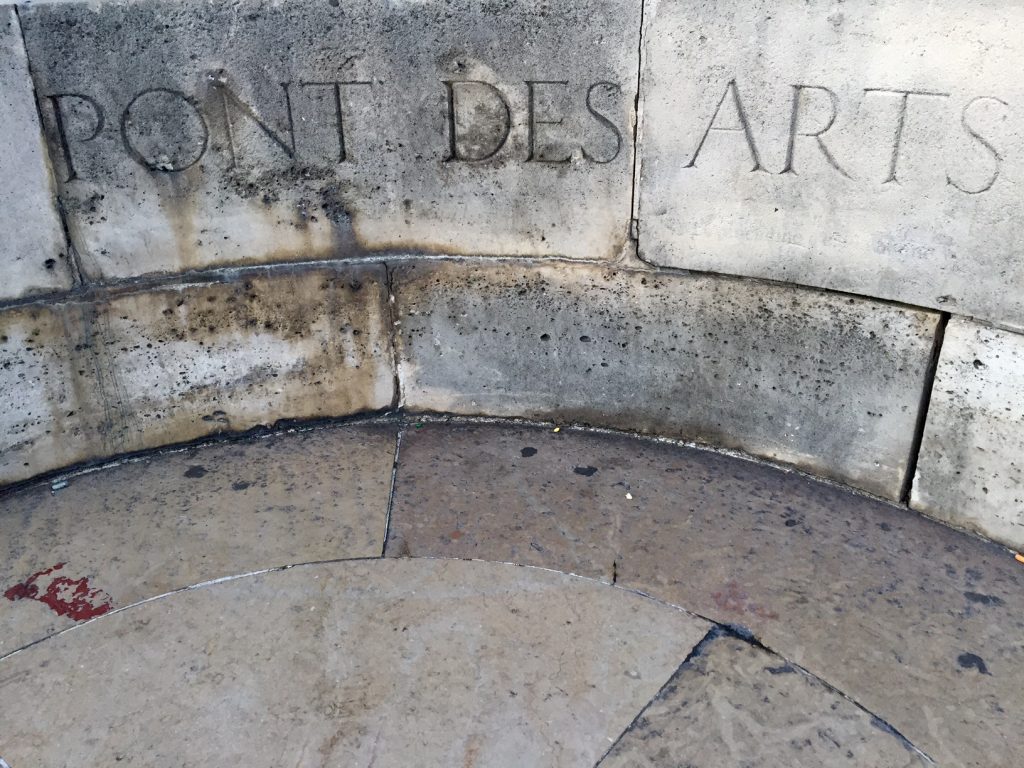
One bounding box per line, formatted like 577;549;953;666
964;591;1004;607
957;652;991;675
232;480;251;491
766;663;795;675
184;465;208;478
573;465;598;476
520;447;537;457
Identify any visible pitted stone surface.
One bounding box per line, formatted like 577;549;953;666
638;0;1024;329
0;558;710;767
0;5;71;300
386;421;1024;768
0;302;103;486
0;424;395;656
600;632;929;767
392;260;939;499
90;263;394;455
913;318;1024;549
0;263;393;484
20;0;637;280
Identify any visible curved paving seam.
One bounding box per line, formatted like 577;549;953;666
0;551;939;763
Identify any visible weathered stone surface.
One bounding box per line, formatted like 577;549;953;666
0;424;395;655
385;421;631;577
0;5;72;298
601;632;929;767
393;260;939;499
93;264;394;455
638;0;1024;328
387;421;1024;768
0;263;393;486
20;0;637;281
913;318;1024;549
0;302;102;486
0;558;709;766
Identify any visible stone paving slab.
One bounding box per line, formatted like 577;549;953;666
20;0;637;280
637;0;1024;330
393;259;939;500
386;421;1024;768
0;424;395;656
0;5;71;300
600;630;929;767
0;558;710;767
913;317;1024;550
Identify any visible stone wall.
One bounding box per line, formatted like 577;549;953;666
0;0;1021;549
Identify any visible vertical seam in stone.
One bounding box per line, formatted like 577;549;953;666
626;0;647;255
900;311;950;505
12;4;86;288
593;625;722;767
381;423;405;558
382;261;403;409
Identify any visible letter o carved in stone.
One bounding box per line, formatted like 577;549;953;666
120;88;209;172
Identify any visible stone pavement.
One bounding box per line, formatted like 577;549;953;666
1;417;1021;767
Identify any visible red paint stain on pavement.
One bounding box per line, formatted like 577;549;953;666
711;581;779;621
4;563;113;621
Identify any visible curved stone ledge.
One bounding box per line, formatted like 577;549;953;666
394;259;939;500
0;262;393;486
0;257;938;504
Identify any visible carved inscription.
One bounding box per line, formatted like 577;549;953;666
41;74;627;183
683;79;1009;194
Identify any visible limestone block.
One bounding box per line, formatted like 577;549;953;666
0;559;710;765
0;5;72;298
638;0;1024;329
92;264;395;454
393;260;940;499
20;0;638;281
0;301;103;485
913;318;1024;548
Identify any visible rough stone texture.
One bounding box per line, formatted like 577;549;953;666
0;5;73;299
19;0;637;281
385;421;633;577
387;421;1024;768
0;559;709;767
912;318;1024;549
392;260;939;499
0;262;394;486
0;424;396;656
90;264;394;455
600;632;929;767
638;0;1024;329
0;301;103;486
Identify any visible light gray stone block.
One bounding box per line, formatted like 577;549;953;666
913;318;1024;548
0;263;394;485
638;0;1024;329
392;259;941;499
0;301;104;485
91;264;395;455
0;559;710;765
20;0;638;281
0;5;72;298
